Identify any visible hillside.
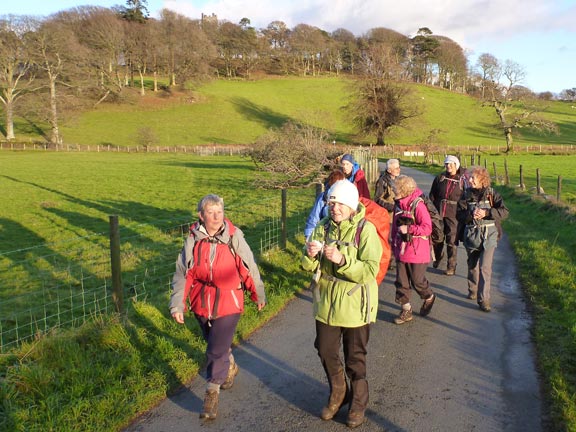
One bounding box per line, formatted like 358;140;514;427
10;77;576;148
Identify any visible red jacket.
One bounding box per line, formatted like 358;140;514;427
182;219;260;319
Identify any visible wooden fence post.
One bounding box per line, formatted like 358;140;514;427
557;176;562;203
519;165;525;190
536;168;542;195
109;215;124;314
492;162;497;184
504;159;510;186
281;189;287;249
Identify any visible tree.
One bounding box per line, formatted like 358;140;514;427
347;77;421;146
476;53;499;99
0;15;37;141
435;36;467;91
410;27;439;84
559;88;576;101
116;0;149;23
484;59;558;153
249;122;334;189
360;27;410;80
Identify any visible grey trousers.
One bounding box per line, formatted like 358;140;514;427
466;246;496;304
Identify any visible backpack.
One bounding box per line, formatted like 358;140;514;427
323;198;391;285
397;194;444;246
358;197;391;284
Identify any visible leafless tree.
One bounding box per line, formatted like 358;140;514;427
0;15;38;141
476;53;500;99
484;59;558;152
435;36;468;92
249;121;334;189
347;76;421;146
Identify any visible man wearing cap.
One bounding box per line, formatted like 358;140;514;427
429;155;466;275
302;180;382;428
340;153;371;199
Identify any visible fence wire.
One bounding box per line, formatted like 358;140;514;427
0;188;315;352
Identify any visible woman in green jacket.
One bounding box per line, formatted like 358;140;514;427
302;180;382;429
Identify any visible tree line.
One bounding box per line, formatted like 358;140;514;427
0;0;572;149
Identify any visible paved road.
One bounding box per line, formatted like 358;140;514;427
125;167;543;432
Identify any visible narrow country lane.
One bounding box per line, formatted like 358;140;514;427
125;166;543;432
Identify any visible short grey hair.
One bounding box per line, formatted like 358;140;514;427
197;194;224;213
386;158;400;170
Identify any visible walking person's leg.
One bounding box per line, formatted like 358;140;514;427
342;324;370;428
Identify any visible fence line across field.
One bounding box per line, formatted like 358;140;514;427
1;152;573;352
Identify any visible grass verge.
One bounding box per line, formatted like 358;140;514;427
404;160;576;431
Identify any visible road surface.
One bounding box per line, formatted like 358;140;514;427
125;166;543;432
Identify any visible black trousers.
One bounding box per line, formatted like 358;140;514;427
433;216;459;270
315;320;371;411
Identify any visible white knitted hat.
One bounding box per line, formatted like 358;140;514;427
327;180;359;210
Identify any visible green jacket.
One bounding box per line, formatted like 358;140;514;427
301;203;382;327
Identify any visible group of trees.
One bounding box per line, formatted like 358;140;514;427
0;0;569;150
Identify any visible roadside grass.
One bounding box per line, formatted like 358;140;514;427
404;160;576;431
7;77;576;149
0;152;314;431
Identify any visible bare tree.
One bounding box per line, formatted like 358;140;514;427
485;59;558;152
0;15;37;141
476;53;500;99
249;122;334;189
347;77;421;146
435;36;468;92
289;24;327;76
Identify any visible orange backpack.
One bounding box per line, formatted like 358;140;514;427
358;197;391;284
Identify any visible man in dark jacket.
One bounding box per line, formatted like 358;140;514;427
429;155;466;275
374;158;401;213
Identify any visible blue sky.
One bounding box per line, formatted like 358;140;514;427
3;0;575;95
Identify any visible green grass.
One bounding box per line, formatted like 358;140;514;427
7;77;576;148
405;160;576;431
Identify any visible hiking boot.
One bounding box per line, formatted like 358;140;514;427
467;292;477;300
199;389;219;420
220;362;239;390
420;294;436;317
432;260;440;269
346;410;365;428
394;308;413;325
444;268;455;276
479;302;491;312
321;371;348;420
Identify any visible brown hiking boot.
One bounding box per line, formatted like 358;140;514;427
221;362;239;390
420;294;436;317
199;389;219;420
321;372;348;420
479;302;491;312
394;308;413;325
346;410;365;428
444;268;455;276
467;292;477;300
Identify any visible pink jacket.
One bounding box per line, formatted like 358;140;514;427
392;188;432;263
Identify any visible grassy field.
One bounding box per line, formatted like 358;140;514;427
1;76;576;431
407;160;576;431
6;76;576;148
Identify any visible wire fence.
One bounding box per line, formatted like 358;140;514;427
0;188;315;353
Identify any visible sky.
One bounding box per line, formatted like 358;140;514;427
2;0;575;95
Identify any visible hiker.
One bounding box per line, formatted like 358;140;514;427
391;175;436;325
302;179;382;428
169;194;266;420
429;155;466;275
340;153;371;199
374;158;401;213
304;169;346;239
457;167;509;312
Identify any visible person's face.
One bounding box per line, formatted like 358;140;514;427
469;173;481;189
199;204;224;234
329;201;352;223
341;160;353;175
445;162;457;176
387;165;401;178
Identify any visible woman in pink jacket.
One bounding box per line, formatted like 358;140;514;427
391;176;436;324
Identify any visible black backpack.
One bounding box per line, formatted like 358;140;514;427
408;194;444;245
